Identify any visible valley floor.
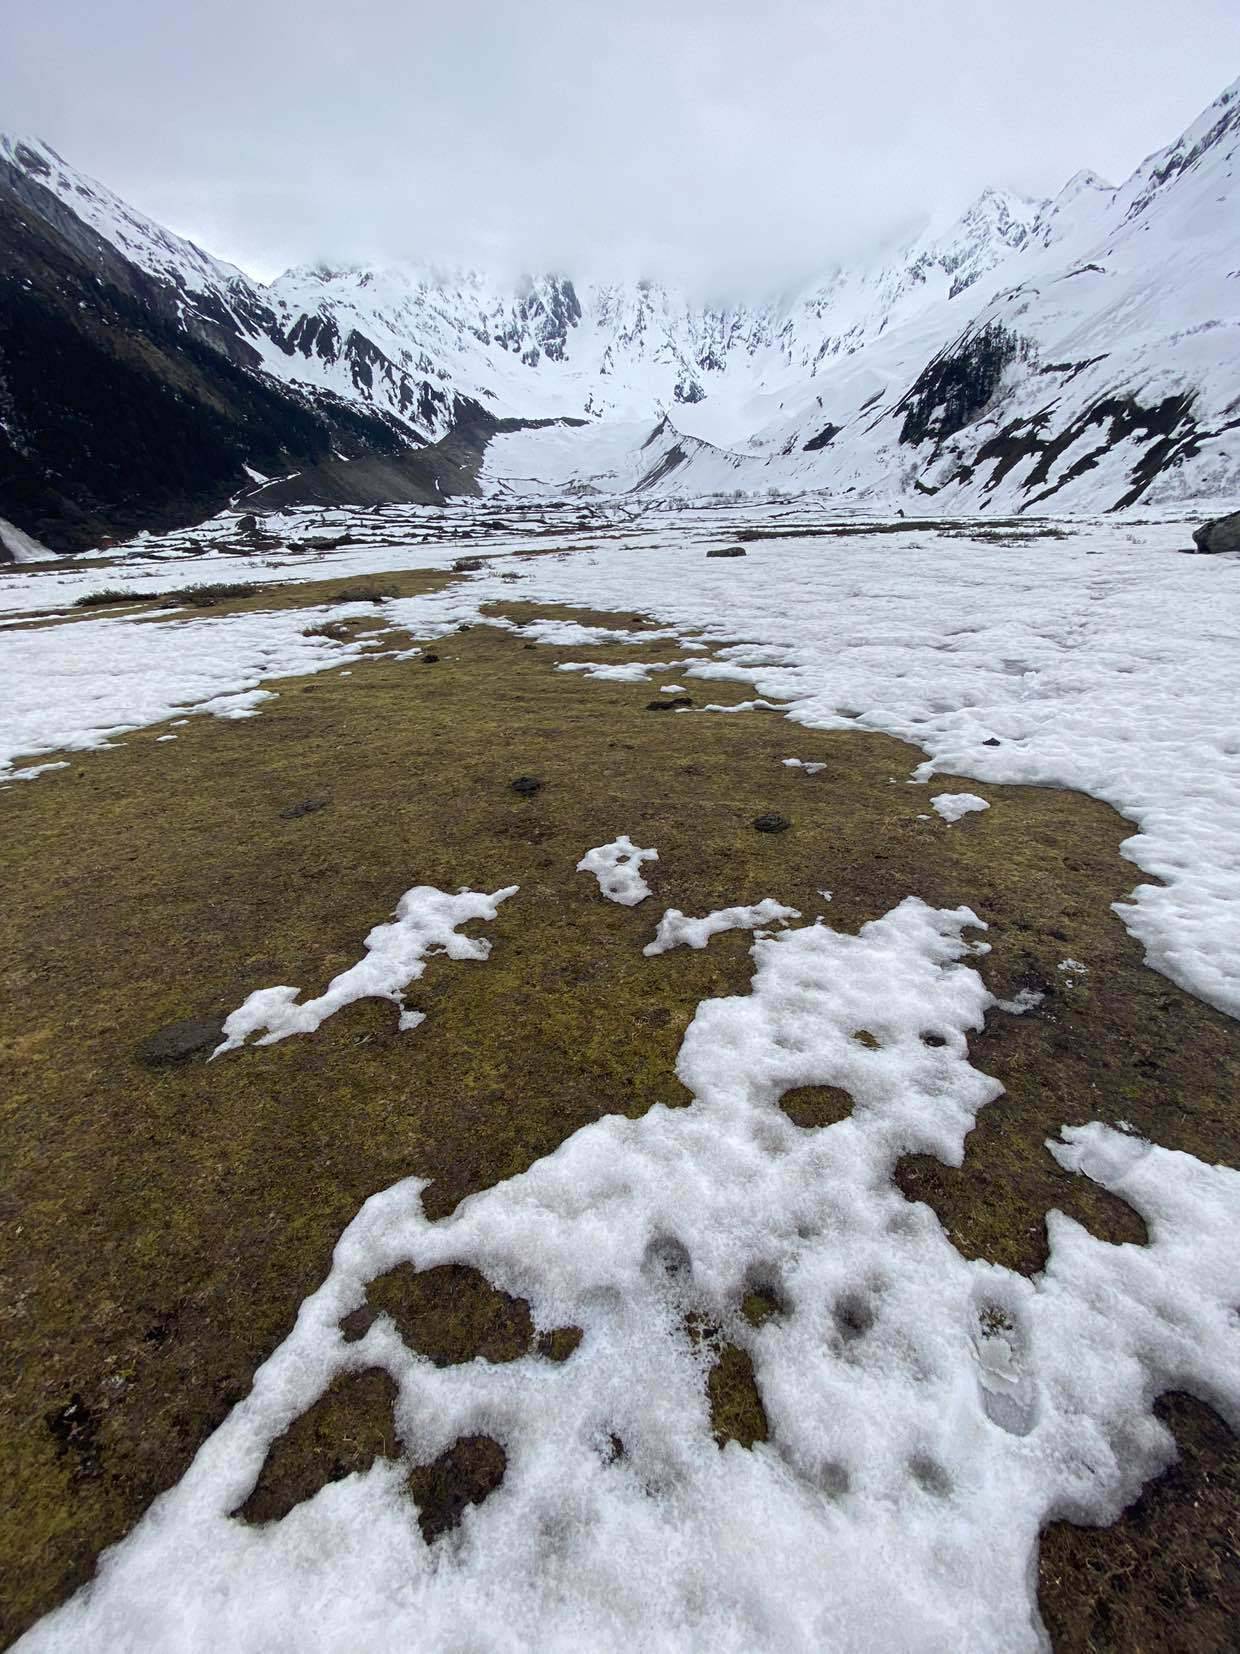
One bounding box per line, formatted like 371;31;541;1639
1;503;1238;1650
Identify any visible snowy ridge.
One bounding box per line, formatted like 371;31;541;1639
3;76;1240;523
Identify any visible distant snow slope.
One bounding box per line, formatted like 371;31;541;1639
3;77;1239;521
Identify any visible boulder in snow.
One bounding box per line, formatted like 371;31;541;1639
1191;511;1240;554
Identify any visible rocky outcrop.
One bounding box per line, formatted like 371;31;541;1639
896;323;1022;449
1191;511;1240;553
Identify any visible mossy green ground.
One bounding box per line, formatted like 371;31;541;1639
1;569;1237;1647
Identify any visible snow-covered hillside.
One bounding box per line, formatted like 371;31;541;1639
3;76;1239;530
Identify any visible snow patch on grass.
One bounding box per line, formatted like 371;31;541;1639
577;836;658;907
931;792;991;823
643;899;801;957
213;883;518;1056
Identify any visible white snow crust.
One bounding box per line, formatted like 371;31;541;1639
931;793;991;823
213;883;518;1055
643;899;802;957
576;836;658;906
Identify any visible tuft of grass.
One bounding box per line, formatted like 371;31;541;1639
73;588;146;608
176;582;262;608
329;585;395;604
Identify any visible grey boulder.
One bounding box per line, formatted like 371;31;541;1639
1191;510;1240;554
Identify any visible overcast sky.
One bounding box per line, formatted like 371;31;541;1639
5;0;1239;290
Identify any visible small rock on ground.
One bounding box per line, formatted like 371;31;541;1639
138;1015;227;1067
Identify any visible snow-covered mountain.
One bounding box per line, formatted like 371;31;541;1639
2;75;1238;548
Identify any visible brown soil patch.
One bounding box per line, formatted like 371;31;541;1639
234;1367;400;1526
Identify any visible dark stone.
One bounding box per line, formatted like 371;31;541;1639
706;545;747;558
279;797;329;820
138;1014;227;1067
510;776;542;795
802;422;841;453
646;696;694;711
1191;510;1240;554
452;557;485;572
983;737;1002;747
421;653;440;664
235;514;258;533
339;1306;374;1341
752;813;791;833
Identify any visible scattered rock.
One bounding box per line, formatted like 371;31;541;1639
1190;511;1240;554
138;1015;227;1067
279;797;330;820
752;813;791;833
453;557;485;573
421;653;440;664
706;545;747;558
510;776;543;796
646;696;693;711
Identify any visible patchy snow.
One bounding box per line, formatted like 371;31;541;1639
643;899;801;957
213;883;518;1056
931;793;991;823
577;836;658;907
20;898;1240;1653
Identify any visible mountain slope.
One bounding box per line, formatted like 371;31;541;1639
1;77;1238;546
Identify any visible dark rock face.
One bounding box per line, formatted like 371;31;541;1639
0;154;416;551
1191;510;1240;553
897;323;1021;448
802;422;841;453
972;391;1201;511
0;157;579;551
706;545;746;558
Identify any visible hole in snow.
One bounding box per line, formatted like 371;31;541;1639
833;1292;876;1343
778;1084;854;1130
644;1234;692;1283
